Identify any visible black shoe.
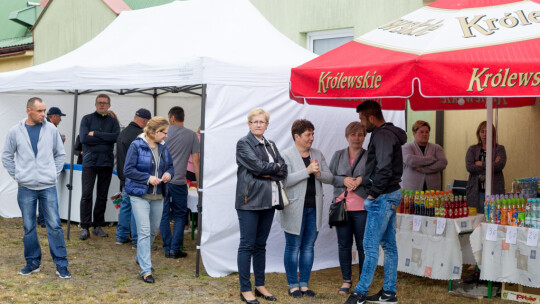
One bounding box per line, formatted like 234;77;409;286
171;250;187;259
141;274;155;283
78;229;90;240
92;227;109;237
38;222;46;228
288;289;302;298
365;289;398;303
255;288;277;301
240;292;259;304
301;289;316;297
116;238;131;245
345;292;367;304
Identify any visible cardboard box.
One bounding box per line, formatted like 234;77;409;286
502;283;540;303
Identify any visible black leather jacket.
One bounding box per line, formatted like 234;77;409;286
235;132;287;210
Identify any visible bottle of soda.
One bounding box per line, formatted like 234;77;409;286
525;199;532;228
420;191;426;216
445;196;450;218
463;195;469;217
409;191;415;214
414;191;420;215
489;195;496;223
434;191;440;217
428;192;434;217
495;199;502;224
500;199;507;225
484;194;490;221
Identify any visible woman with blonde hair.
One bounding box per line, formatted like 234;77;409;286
124;116;174;283
235;108;287;303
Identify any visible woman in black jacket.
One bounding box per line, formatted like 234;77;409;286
236;108;287;304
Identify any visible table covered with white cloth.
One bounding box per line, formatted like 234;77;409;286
377;214;484;280
470;223;540;288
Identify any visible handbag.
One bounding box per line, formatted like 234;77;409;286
329;191;348;227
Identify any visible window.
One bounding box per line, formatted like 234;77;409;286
306;28;354;55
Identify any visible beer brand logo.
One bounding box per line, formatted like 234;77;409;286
378;18;444;36
317;71;382;94
457;10;540;38
467;68;540;92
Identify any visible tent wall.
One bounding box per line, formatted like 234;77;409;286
200;83;405;277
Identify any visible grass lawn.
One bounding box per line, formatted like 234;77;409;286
0;217;507;303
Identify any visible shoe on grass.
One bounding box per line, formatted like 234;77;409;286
78;228;90;240
116;238;131;245
19;264;40;275
92;226;109;237
366;289;397;303
56;265;71;279
345;292;366;304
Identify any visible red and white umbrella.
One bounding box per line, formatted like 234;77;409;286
290;0;539;110
290;0;540;195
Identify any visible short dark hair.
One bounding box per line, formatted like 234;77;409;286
27;97;43;109
291;119;314;141
96;94;110;103
168;106;185;122
356;100;384;121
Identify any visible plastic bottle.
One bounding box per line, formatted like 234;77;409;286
434;191;440;217
409;191;415;214
525;199;532;228
484;194;490;222
463;195;469;217
500;200;507;225
428;191;435;217
489;195;496;223
414;191;420;215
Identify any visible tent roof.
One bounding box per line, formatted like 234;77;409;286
0;0;315;92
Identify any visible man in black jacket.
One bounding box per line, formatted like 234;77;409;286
115;108;151;245
346;100;407;304
78;94;120;240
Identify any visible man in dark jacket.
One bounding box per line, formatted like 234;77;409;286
346;100;407;304
78;94;120;240
115;108;151;246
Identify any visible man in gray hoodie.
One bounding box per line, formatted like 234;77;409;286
2;97;71;279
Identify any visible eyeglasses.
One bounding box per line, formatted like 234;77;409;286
249;121;267;126
159;130;168;135
96;102;110;106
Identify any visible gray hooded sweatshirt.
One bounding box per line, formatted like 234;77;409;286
2;118;65;190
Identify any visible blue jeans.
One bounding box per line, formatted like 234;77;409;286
37;203;44;226
159;184;187;254
354;189;401;295
284;208;318;289
18;186;68;268
131;195;163;276
115;188;137;244
336;210;367;282
237;208;275;292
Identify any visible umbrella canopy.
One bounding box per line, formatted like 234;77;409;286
290;0;539;110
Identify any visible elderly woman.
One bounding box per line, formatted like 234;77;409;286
278;119;333;298
402;120;447;191
236;108;287;304
328;122;368;295
124;116;174;283
466;121;506;214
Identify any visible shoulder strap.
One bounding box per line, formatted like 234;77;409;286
351;149;365;173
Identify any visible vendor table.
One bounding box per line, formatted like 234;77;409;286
470;223;540;288
377;214;484;280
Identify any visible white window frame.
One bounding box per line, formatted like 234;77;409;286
306;28;355;53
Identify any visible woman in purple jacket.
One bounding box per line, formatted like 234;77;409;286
124;116;174;283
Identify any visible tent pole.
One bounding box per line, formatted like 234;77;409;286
195;84;206;277
66;90;79;240
153;89;158;115
486;97;493;197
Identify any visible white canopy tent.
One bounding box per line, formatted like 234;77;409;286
0;0;404;277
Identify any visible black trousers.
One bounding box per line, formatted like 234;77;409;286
80;166;113;229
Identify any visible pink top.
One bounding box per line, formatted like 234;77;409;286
335;151;365;211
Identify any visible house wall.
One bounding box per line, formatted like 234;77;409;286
33;0;117;64
0;51;33;72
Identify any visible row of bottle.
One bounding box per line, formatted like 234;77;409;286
398;190;469;218
510;177;540;199
484;194;528;226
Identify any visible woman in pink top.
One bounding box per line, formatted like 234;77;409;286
328;122;368;295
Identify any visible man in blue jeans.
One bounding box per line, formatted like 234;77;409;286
115;109;151;246
2;97;71;279
160;106;199;258
345;100;406;304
